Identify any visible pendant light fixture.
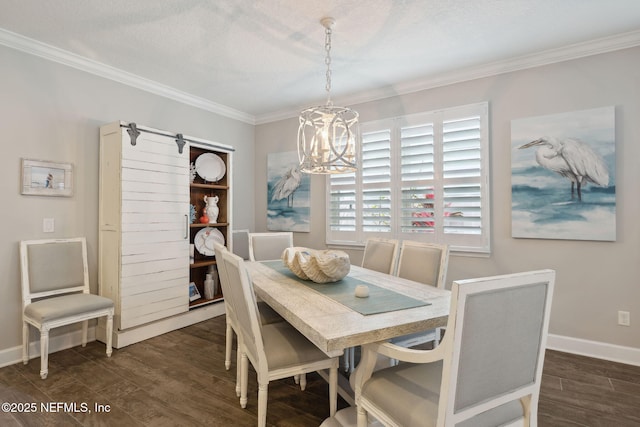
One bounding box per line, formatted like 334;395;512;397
298;17;360;174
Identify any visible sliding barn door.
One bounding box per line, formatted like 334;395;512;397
118;129;190;329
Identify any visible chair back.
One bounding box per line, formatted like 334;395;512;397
219;249;268;373
232;229;251;260
396;240;449;288
20;238;90;306
248;232;293;261
214;243;233;313
441;269;555;425
361;238;399;275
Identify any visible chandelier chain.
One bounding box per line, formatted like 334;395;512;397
324;25;332;105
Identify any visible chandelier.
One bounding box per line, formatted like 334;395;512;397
298;17;360;174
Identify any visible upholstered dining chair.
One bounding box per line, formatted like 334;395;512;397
391;240;450;351
219;248;339;427
248;232;293;261
232;229;251;260
20;237;114;379
395;240;449;287
361;238;399;275
345;237;399;373
214;244;283;389
245;232;307;387
351;269;555;427
342;238;400;373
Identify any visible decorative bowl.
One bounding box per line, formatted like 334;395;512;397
282;247;350;283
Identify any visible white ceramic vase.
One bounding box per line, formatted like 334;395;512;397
204;274;215;299
204;195;219;223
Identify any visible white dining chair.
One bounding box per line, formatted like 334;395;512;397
341;237;400;373
396;240;449;287
248;232;294;261
220;248;339;427
350;269;556;427
391;240;449;351
20;237;114;379
214;244;282;387
361;238;399;275
232;229;251;260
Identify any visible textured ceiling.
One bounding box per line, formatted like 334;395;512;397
1;0;640;123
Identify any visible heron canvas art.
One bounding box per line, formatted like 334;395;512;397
267;151;310;232
511;106;616;241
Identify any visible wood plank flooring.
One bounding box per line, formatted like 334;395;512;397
1;315;639;426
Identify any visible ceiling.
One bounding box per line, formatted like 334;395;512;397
1;0;640;124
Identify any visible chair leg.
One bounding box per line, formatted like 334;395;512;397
39;329;49;379
105;313;113;357
22;322;29;365
349;347;356;374
235;343;241;397
300;373;307;390
240;351;249;408
257;383;268;427
225;321;233;370
81;320;88;347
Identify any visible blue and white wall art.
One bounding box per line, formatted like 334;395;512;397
511;106;616;241
267;151;310;232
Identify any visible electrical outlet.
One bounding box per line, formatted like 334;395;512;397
43;218;55;233
618;311;630;326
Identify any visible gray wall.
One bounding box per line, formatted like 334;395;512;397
0;45;254;354
2;40;638;359
255;46;640;350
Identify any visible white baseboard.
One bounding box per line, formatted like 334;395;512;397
547;333;640;367
3;330;638;370
0;327;96;369
1;305;226;368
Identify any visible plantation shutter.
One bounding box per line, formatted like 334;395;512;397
442;115;483;235
327;170;357;242
327;102;490;253
361;128;392;234
399;122;436;235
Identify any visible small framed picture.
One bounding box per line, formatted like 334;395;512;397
189;282;201;302
21;158;73;197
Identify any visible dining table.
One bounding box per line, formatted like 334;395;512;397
244;260;451;358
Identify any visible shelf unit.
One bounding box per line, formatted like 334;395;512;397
97;121;233;348
188;144;232;309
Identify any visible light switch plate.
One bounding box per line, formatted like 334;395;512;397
43;218;55;233
618;311;630;326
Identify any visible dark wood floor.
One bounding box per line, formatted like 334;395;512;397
1;315;639;426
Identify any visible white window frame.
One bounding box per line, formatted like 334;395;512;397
326;102;491;255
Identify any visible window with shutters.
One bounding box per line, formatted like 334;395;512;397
327;102;490;254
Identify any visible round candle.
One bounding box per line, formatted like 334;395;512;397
354;284;370;298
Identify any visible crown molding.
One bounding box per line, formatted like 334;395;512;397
2;26;639;127
255;29;640;125
0;28;256;125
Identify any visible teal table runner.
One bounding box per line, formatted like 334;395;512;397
261;261;430;315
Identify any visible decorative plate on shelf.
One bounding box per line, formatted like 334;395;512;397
195;153;226;182
194;227;225;256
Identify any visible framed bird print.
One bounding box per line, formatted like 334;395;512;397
511;106;616;241
267;151;311;232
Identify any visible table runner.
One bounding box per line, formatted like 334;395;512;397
261;261;430;315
